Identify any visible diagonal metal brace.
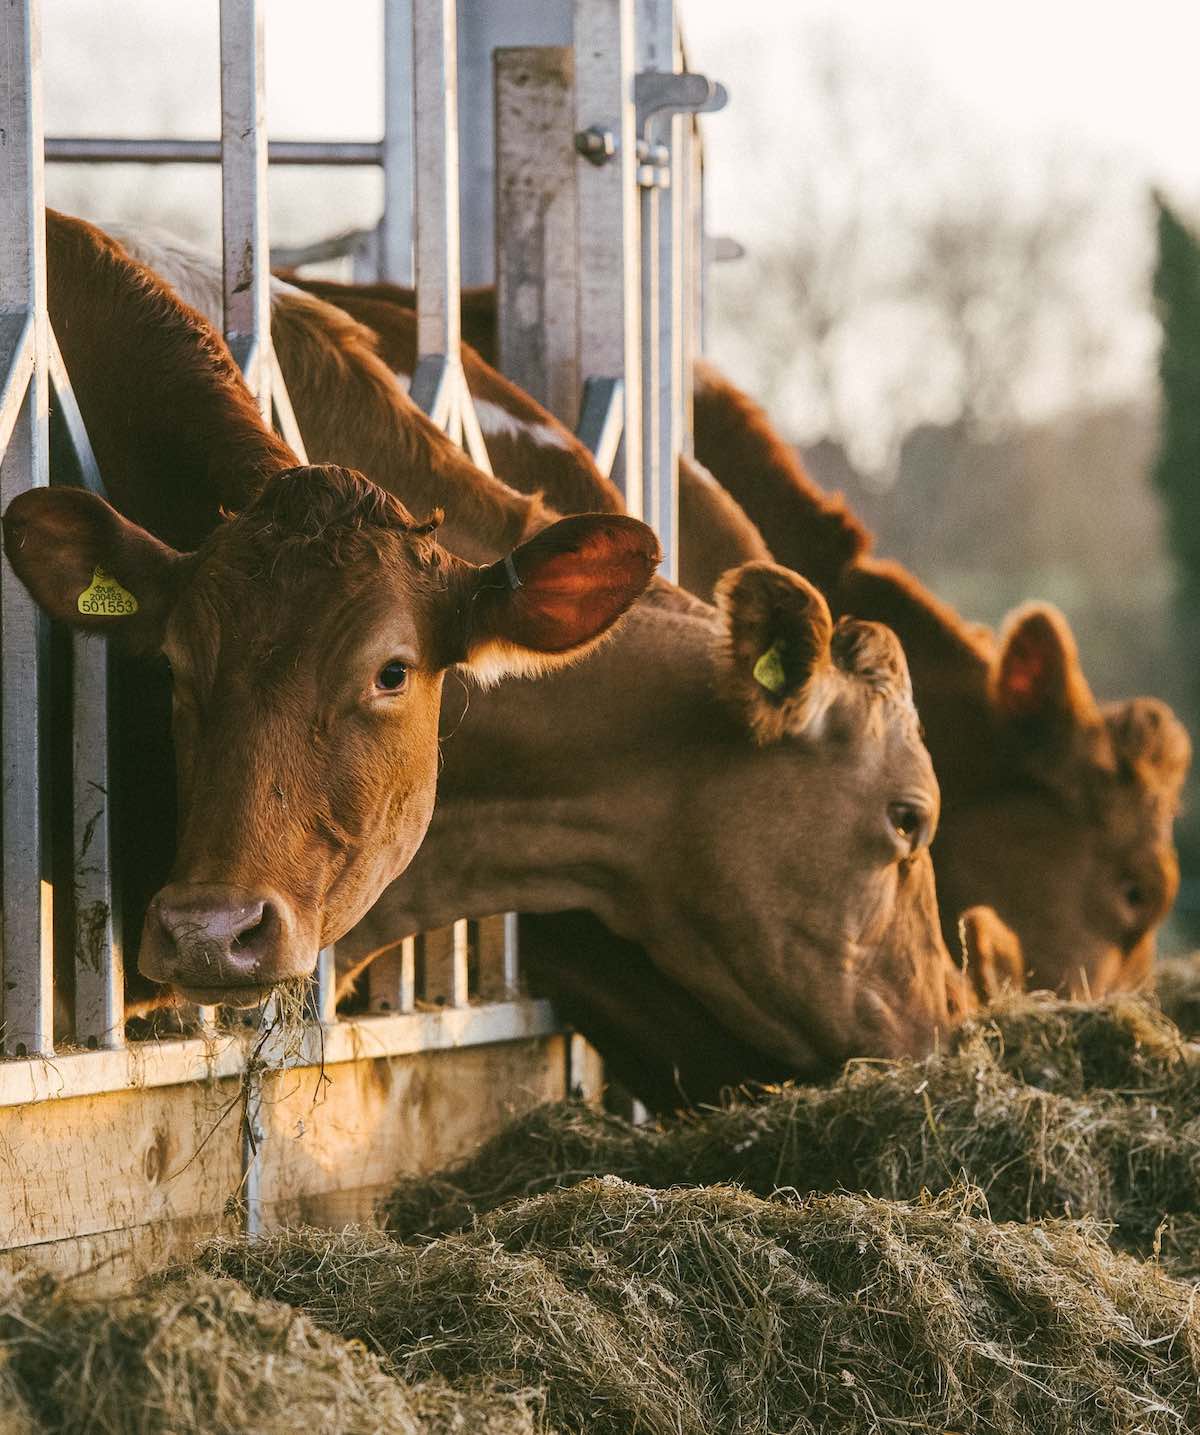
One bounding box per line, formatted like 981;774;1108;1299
634;71;728;138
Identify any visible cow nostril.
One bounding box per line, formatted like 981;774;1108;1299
230;902;275;952
231;915;265;951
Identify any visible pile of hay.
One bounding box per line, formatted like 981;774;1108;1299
0;1269;545;1435
196;1182;1200;1435
381;995;1200;1268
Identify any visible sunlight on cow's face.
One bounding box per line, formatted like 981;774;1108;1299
2;465;660;1007
631;564;966;1071
147;524;451;1001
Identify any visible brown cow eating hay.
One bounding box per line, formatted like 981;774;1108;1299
4;213;659;1009
262;273;1189;1003
106;224;977;1074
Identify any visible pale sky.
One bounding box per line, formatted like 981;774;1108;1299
42;1;1200;231
39;0;1200;450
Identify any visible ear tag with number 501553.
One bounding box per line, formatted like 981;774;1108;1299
77;566;139;617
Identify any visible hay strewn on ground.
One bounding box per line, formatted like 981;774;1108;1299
0;1270;547;1435
196;1182;1200;1435
380;995;1200;1268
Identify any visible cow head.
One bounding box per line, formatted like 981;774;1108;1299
636;563;966;1069
934;604;1190;996
4;465;658;1004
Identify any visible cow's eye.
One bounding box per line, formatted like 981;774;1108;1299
376;660;410;692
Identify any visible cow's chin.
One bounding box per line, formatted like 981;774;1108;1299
174;983;275;1010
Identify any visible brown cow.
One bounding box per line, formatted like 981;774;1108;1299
691;362;1191;997
112;228;975;1074
276;276;1189;1001
7;213;658;1010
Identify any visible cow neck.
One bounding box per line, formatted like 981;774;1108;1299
46;211;295;552
337;581;724;963
269;288;553;565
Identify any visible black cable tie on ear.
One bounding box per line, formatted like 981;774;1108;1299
503;552;523;590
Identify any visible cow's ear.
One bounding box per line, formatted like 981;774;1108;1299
453;513;660;683
991;604;1098;738
714;560;838;744
3;488;184;652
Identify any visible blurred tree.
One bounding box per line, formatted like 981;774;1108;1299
710;25;1128;477
1152;197;1200;656
1152;195;1200;927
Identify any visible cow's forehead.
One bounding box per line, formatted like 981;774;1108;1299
166;532;439;677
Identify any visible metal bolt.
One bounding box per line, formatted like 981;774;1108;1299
574;126;616;165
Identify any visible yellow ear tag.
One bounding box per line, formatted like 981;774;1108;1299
77;566;139;618
752;640;787;695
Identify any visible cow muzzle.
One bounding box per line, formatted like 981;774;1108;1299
138;882;313;1004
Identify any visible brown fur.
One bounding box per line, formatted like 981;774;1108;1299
692;362;1191;996
270;290;556;563
284;277;625;519
47;212;296;549
110;241;973;1074
21;218;659;1014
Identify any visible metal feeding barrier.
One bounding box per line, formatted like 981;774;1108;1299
0;0;722;1253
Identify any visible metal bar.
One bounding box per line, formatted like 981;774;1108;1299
45;137;382;166
419;922;470;1009
367;936;416;1014
457;1;573;288
381;0;415;283
314;947;337;1024
409;353;455;430
494;45;580;426
459;388;494;475
678;114;698;456
638;0;683;584
473;914;515;1000
269;355;308;460
412;0;461;371
1;0;54;1059
47;328;124;1049
574;0;641;512
503;911;520;995
219;0;271;417
0;312;34;462
639;176;661;538
576;376;624;477
0;998;561;1107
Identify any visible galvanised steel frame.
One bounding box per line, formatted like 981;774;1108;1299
0;0;721;1225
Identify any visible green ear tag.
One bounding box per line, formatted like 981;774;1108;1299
752;640;787;695
77;566;139;618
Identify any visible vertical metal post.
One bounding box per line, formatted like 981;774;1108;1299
46;332;123;1049
411;0;462;444
367;936;416;1013
457;1;573;287
219;0;271;417
494;45;580;426
631;0;680;585
678;113;700;456
381;0;415;285
574;0;642;513
419;923;470;1009
0;0;54;1058
638;165;661;541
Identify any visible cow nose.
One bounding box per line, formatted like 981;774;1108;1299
139;882;292;993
